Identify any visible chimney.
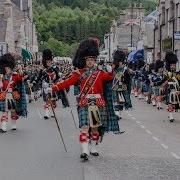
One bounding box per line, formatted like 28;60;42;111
139;3;143;9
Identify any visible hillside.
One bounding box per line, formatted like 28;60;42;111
33;0;156;56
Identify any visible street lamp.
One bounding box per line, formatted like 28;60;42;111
130;0;134;51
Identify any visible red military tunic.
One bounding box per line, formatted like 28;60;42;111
52;68;113;107
2;73;24;92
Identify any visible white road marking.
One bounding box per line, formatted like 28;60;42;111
171;152;180;160
145;130;152;135
131;114;179;159
161;143;168;149
152;136;159;141
140;125;145;129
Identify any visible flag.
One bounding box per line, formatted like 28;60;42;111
124;19;141;26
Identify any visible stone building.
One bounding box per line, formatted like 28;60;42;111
136;10;159;63
155;0;180;62
103;3;145;61
117;3;145;51
0;0;38;59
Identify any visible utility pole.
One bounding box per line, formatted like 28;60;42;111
172;17;175;52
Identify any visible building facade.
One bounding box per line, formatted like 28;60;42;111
0;0;38;58
136;10;159;63
155;0;180;63
103;3;145;61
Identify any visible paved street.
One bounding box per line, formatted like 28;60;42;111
0;91;180;180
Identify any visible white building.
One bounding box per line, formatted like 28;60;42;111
155;0;180;61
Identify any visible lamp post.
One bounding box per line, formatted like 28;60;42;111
172;17;175;52
130;0;134;51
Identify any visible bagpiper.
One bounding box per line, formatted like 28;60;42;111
34;49;60;119
165;51;180;122
112;50;132;117
132;60;145;99
0;53;27;132
97;60;122;134
141;63;152;103
150;60;166;110
52;39;117;161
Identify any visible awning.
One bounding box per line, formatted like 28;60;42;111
21;48;32;60
128;49;144;63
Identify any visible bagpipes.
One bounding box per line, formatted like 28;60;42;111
112;67;127;104
0;75;21;102
168;77;180;108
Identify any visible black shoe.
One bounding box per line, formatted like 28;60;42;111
170;119;174;123
114;131;125;135
0;129;7;133
29;99;33;103
44;116;49;120
90;152;99;156
80;153;89;161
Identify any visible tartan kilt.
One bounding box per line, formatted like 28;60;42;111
142;83;149;93
104;81;120;132
105;101;120;132
78;106;108;130
0;101;5;112
0;82;27;117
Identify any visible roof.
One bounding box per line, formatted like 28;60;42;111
144;10;159;23
0;17;7;42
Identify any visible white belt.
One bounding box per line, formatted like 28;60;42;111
86;94;101;99
168;82;177;85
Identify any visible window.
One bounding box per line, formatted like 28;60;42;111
176;3;180;31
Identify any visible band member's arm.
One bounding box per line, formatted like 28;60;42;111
101;71;114;81
14;73;28;83
52;71;80;92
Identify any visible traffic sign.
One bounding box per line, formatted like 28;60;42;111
174;31;180;40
